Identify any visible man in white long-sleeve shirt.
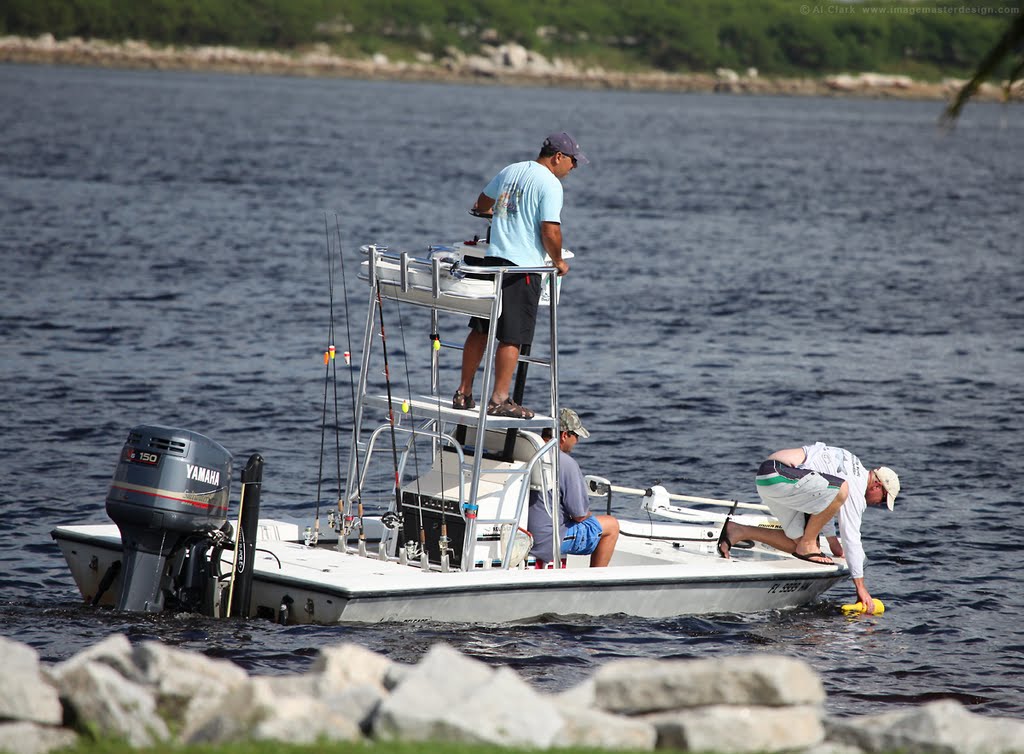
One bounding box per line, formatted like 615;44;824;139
717;442;900;615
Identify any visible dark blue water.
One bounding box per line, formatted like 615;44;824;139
2;63;1022;718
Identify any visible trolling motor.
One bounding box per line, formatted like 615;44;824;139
104;425;239;614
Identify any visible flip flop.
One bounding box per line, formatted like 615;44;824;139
793;551;835;566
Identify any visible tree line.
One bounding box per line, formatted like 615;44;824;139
2;0;1019;78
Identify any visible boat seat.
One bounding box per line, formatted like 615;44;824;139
459;427;554;491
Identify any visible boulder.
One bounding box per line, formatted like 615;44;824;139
558;705;657;750
132;641;250;732
311;641;394;692
182;675;361;744
825;699;1024;754
555;677;597;709
47;634;135;685
501;43;529;69
0;722;78;754
132;640;249;699
373;643;563;748
56;660;169;747
0;637;63;726
593;655;825;714
647;704;824;753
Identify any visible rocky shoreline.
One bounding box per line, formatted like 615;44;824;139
3;633;1023;754
3;33;1020;103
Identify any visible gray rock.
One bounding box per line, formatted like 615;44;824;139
56;660;170;747
799;743;865;754
383;660;411;690
647;704;824;753
826;699;1024;754
311;642;393;693
594;654;825;714
320;683;387;733
47;634;135;685
559;706;657;751
132;640;249;700
0;638;62;726
256;673;385;733
182;675;361;744
555;677;596;709
0;722;78;754
374;644;563;748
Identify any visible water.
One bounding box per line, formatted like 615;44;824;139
2;63;1022;718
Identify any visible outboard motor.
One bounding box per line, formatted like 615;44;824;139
105;425;232;613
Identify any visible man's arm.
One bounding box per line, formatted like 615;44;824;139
825;535;844;557
541;221;568;276
767;447;807;466
473;192;495;215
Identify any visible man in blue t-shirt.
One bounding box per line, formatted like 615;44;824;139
452;132;588;419
528;408;619;567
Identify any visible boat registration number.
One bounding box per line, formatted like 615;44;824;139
768;581;811;594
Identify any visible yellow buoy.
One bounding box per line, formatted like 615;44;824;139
401;400;410;413
841;599;885;615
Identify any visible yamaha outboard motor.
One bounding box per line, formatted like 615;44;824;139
105;425;232;613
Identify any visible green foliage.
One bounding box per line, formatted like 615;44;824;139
2;0;1018;77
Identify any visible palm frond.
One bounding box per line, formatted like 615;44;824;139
942;13;1024;124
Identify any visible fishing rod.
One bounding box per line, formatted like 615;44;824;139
311;215;337;547
429;327;452;572
392;292;430;571
375;281;410;563
333;215;366;555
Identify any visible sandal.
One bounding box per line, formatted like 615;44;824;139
452;391;475;410
486;398;535;419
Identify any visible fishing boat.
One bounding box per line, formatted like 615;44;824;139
52;237;850;624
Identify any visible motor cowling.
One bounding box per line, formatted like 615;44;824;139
106;425;232;612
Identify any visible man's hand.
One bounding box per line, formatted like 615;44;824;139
854;578;876;614
553;258;569;276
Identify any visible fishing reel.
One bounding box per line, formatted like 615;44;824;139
381;510;402;529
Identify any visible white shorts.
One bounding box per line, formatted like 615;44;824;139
755;460;843;539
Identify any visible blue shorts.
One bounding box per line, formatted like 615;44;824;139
561;516;603;556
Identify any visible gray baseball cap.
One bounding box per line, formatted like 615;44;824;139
543;132;589;166
559;408;590;438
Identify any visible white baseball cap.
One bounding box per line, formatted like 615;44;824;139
874;467;900;511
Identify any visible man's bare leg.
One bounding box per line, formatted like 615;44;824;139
589;515;620;567
720;482;847;559
489;341;521;405
457;329;488;398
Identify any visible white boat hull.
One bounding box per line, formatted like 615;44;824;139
52;518;848;624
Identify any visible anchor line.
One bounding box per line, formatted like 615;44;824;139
392;294;428;561
333;215;365;545
375;281;408;550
